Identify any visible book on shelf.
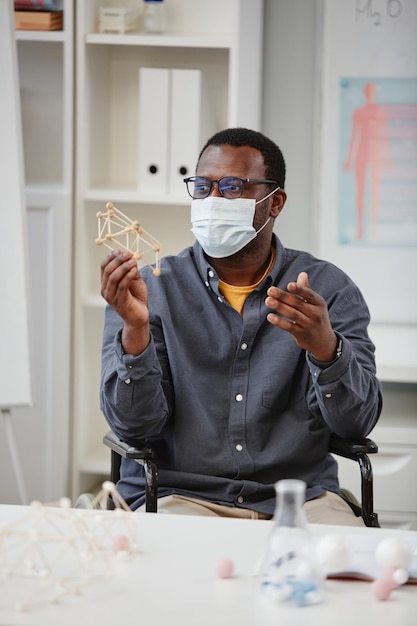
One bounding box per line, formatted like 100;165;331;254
14;9;63;31
14;1;63;9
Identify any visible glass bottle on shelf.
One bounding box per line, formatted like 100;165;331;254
142;0;166;34
259;479;323;607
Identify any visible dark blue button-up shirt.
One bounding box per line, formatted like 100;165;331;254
100;235;382;514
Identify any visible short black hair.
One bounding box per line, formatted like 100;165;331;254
197;127;286;188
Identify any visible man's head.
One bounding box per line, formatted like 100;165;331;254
188;128;287;263
197;127;286;189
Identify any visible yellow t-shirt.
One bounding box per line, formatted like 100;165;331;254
218;247;276;316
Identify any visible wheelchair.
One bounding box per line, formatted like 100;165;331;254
102;430;380;527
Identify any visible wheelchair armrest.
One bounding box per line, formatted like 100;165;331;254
330;433;379;527
329;433;378;460
103;430;158;513
103;430;155;461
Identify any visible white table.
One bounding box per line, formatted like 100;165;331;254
0;504;416;626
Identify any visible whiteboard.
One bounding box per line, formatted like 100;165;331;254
0;1;33;408
316;0;417;381
318;0;417;324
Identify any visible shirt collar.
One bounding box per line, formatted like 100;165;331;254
192;234;287;292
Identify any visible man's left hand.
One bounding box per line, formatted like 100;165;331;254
265;271;338;362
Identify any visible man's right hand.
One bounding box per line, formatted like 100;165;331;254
100;250;150;355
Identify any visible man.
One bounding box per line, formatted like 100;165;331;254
100;128;382;524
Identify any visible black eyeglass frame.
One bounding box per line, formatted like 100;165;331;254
183;176;280;200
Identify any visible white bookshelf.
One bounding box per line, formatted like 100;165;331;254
72;0;264;495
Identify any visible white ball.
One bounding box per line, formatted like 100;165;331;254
102;480;116;493
315;534;350;573
393;568;409;585
375;537;412;571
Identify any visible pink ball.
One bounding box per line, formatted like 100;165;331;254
216;557;234;579
112;534;129;554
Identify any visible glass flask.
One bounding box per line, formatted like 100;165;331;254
260;479;323;606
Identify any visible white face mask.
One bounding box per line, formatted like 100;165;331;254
190;188;278;258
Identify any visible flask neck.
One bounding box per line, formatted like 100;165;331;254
273;479;308;528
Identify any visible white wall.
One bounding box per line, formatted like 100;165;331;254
262;0;318;254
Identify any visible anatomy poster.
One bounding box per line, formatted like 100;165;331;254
339;77;417;247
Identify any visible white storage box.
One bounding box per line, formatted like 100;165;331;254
98;6;140;34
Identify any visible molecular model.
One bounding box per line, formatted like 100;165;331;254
96;202;161;275
315;532;415;603
371;536;413;601
0;482;138;612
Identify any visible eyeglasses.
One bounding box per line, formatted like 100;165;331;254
183;176;280;200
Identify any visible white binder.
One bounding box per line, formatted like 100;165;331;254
138;67;170;194
168;69;214;197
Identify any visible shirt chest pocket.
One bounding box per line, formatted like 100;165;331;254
261;346;306;409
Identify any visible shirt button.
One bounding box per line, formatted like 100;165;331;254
208;270;214;278
235;394;243;402
241;343;248;350
125;378;131;384
237;496;244;504
217;296;223;303
204;280;209;287
235;444;243;452
325;393;332;398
